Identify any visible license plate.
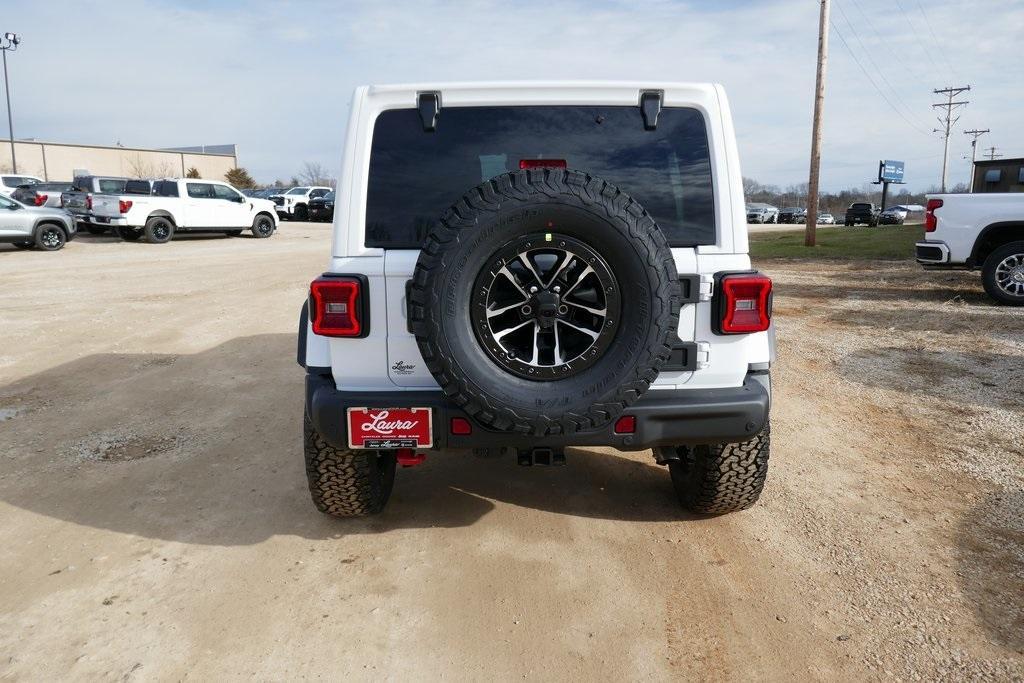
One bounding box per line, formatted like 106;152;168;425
347;407;433;449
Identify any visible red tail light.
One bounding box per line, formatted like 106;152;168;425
519;159;567;169
309;276;366;337
118;200;133;214
925;198;942;232
450;417;473;435
85;195;92;210
34;194;48;206
613;415;636;434
719;273;772;334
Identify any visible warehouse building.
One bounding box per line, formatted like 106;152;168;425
0;139;238;182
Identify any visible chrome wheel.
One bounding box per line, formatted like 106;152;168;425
471;233;620;380
994;252;1024;297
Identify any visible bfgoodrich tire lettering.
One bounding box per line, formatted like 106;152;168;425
663;425;771;514
409;168;680;436
304;412;396;517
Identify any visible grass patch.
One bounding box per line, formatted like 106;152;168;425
750;224;922;260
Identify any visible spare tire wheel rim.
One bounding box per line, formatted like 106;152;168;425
471;233;621;380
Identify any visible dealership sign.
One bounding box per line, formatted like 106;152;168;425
878;160;905;183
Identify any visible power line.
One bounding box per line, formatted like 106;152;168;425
847;0;931;84
932;85;970;192
833;0;924;125
914;0;962;80
893;0;947;76
829;18;935;137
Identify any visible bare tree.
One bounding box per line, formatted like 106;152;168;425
298;161;335;187
125;153;174;179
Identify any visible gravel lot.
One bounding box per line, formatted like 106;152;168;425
0;224;1021;680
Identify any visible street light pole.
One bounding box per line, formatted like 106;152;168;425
1;32;20;174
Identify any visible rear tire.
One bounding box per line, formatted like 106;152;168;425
981;240;1024;306
661;425;770;514
304;412;397;517
294;204;308;221
144;216;174;244
35;224;67;251
250;214;275;238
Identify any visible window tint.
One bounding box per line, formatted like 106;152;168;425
153;180;179;197
365;106;716;248
851;203;871;209
187;183;214;199
324;192;335;201
98;179;127;194
0;195;14;208
310;189;329;198
36;183;72;192
287;187;309;195
212;184;241;201
124;179;152;195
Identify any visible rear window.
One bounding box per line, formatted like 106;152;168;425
365;105;716;248
3;176;37;188
98;179;127;194
851;203;871;210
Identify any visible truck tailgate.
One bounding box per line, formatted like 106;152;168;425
91;195;123;219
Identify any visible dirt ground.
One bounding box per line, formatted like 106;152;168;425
1;224;1021;681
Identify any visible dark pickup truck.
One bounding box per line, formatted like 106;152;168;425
844;202;878;227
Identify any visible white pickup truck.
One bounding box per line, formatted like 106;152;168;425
92;178;279;243
916;193;1024;305
270;186;332;221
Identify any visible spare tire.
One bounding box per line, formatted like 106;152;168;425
409;168;680;436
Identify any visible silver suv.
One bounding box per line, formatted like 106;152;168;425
0;194;77;251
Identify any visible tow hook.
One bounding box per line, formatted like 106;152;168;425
517;447;566;467
396;448;427;467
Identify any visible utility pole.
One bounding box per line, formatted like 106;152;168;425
963;128;988;192
0;32;20;174
932;85;970;193
983;146;1002;161
805;0;830;247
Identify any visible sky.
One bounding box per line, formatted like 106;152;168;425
7;0;1024;191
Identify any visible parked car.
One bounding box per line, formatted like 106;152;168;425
0;174;43;198
91;178;279;243
308;191;336;222
916;193;1024;305
271;186;332;221
297;82;774;518
11;182;74;208
818;212;835;225
878;207;907;225
0;192;77;250
778;207;806;224
845;202;878;226
60;176;133;233
746;203;778;224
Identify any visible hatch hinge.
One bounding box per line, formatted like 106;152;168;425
640;90;663;130
417;91;441;132
695;341;711;370
698;274;715;301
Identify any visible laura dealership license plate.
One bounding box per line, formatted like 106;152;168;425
347;407;433;449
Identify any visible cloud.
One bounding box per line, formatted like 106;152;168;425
10;0;1023;190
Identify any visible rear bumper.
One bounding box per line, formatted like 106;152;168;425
304;371;771;452
915;241;950;264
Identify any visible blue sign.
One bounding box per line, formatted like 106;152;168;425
879;160;905;183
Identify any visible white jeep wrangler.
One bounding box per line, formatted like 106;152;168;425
298;82;774;517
